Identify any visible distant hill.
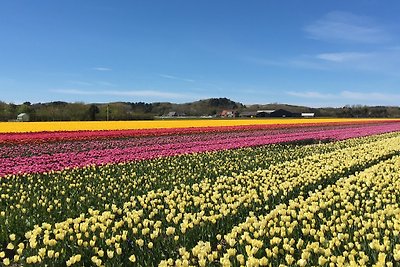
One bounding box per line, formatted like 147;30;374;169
166;98;245;116
0;98;399;121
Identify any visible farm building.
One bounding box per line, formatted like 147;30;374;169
166;111;178;117
269;109;301;118
162;111;187;118
240;110;276;118
301;113;315;117
17;113;30;122
256;110;275;116
239;111;258;118
240;109;303;118
220;110;237;118
256;110;275;117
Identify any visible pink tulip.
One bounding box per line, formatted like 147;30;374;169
1;122;400;177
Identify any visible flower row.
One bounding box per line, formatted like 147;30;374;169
2;122;400;177
1;132;400;266
0;120;395;144
187;153;400;266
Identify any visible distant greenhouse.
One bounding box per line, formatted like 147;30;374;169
17;113;30;122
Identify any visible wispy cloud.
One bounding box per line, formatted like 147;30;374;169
68;80;94;86
286;91;336;99
314;49;400;75
67;80;117;87
0;77;16;84
244;57;287;67
288;58;329;70
96;81;117;87
51;89;188;99
248;47;400;76
287;90;400;106
244;56;328;70
92;67;112;71
159;74;195;83
316;52;371;62
304;11;390;43
340;91;400;101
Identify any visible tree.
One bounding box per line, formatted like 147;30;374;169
88;104;100;121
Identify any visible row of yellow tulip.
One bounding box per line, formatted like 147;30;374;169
0;118;394;133
1;132;400;266
182;154;400;266
1;141;324;240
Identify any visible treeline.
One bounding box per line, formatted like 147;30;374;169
0;99;399;121
0;101;158;121
317;105;400;118
0;98;245;121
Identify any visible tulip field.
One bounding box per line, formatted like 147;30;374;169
1;119;400;266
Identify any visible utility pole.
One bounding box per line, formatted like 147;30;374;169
106;105;109;121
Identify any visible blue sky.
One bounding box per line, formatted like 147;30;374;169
1;1;400;107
